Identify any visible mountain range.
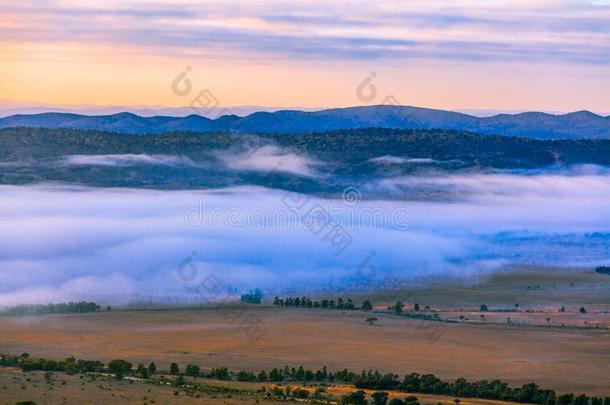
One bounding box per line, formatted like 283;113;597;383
1;105;609;139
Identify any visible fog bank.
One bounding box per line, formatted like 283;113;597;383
1;171;609;305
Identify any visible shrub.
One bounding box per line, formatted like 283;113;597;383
342;390;368;404
292;388;310;399
173;375;185;387
365;317;378;325
372;391;389;405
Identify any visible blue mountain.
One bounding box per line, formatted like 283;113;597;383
1;105;608;139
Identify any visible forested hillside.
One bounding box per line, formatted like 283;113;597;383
1;127;609;194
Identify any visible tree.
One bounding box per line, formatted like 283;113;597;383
269;368;283;381
361;300;373;311
372;391;389;405
148;361;156;374
296;365;305;380
135;363;148;379
579;306;587;314
413;303;420;311
394;301;404;313
480;304;489;312
237;370;256;382
107;359;132;378
210;367;231;380
185;364;200;377
365;317;378;326
389;400;405;405
595;266;610;275
241;288;263;304
345;298;355;310
170;362;180;375
557;394;575;405
559;306;566;312
292;388;310;399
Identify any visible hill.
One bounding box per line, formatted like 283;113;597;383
1;105;609;139
1;127;610;193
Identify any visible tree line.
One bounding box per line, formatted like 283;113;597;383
2;352;608;405
0;301;104;316
240;289;263;304
273;296;372;310
595;266;610;275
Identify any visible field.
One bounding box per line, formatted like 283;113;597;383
0;367;545;405
0;367;278;404
1;266;609;402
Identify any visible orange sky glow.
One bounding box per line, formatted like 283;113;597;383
1;0;609;113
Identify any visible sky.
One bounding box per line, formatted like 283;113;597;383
1;0;610;112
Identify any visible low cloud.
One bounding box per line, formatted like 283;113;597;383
0;171;609;306
377;169;610;204
62;154;199;167
369;155;438;165
220;145;321;177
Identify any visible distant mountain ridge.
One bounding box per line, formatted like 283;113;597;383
1;105;609;139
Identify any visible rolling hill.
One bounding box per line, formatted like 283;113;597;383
1;127;610;193
1;105;609;139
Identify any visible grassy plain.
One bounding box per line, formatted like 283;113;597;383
1;266;609;400
0;367;544;405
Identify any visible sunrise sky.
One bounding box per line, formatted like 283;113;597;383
2;0;610;112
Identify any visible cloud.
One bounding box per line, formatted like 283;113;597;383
3;1;610;64
219;145;321;177
62;154;199;167
369;155;438;165
0;274;137;307
376;169;610;205
0;171;609;306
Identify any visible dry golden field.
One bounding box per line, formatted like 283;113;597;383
0;367;282;404
0;367;541;405
1;267;609;400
